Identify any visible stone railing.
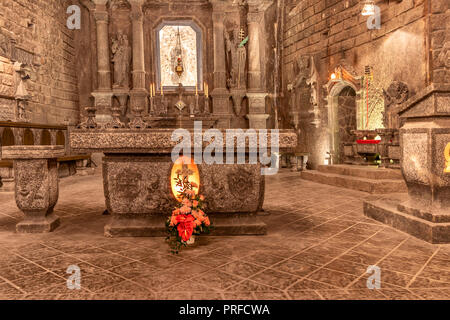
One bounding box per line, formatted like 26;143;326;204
0;122;92;191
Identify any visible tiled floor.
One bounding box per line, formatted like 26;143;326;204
0;170;449;300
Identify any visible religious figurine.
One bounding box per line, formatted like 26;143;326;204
111;31;131;89
204;96;210;115
225;28;247;89
160;97;169;116
16;100;26;121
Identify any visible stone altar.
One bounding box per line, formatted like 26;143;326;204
70;128;297;237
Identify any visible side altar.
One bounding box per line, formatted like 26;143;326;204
69;128;297;237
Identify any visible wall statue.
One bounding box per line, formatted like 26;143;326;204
287;55;319;129
382;81;409;129
225;29;247;90
111;32;131;89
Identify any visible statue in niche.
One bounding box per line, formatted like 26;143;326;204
382;81;409;129
287;55;317;130
225;28;247;89
111;31;131;89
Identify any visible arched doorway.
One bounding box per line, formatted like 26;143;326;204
327;81;358;164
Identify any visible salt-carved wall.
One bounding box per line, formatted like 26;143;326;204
281;0;436;168
0;0;82;125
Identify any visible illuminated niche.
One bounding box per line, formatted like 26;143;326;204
170;156;200;202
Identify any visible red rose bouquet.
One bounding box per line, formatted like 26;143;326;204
166;177;212;254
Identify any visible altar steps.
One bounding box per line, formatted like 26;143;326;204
300;165;407;194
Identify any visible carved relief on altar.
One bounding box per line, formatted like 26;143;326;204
104;158;177;214
15;160;48;210
382;81;409;129
199;164;262;213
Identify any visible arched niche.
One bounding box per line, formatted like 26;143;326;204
155;19;203;92
23;129;34;146
324;62;361;164
56;131;65;146
1;128;15;147
41;129;52;145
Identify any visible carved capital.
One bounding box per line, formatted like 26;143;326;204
93;11;109;23
130;11;143;21
212;12;226;23
247;11;263;24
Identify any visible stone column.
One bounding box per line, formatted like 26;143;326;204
246;1;272;129
210;1;231;128
2;146;65;233
129;0;148;110
92;0;113;124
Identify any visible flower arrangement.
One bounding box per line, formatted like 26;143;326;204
166;172;212;254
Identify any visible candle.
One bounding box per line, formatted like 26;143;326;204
161;82;163;96
195;83;198;96
150;83;153;97
153;83;156;97
206;83;209;98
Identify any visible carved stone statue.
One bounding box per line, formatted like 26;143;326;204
382;81;409;129
287;55;319;129
111;32;131;89
225;29;247;89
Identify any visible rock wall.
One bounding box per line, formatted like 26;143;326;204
281;0;447;168
0;0;81;125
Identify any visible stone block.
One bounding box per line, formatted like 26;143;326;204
1;146;65;233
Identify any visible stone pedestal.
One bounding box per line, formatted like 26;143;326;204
92;91;114;126
364;85;450;243
211;88;232;129
247;92;269;129
1;146;65;233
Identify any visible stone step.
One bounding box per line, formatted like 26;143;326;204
317;164;403;180
364;198;450;244
301;170;407;194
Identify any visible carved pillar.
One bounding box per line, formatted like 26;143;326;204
211;2;231;128
92;1;113;125
129;0;148;110
245;1;271;129
94;11;111;90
